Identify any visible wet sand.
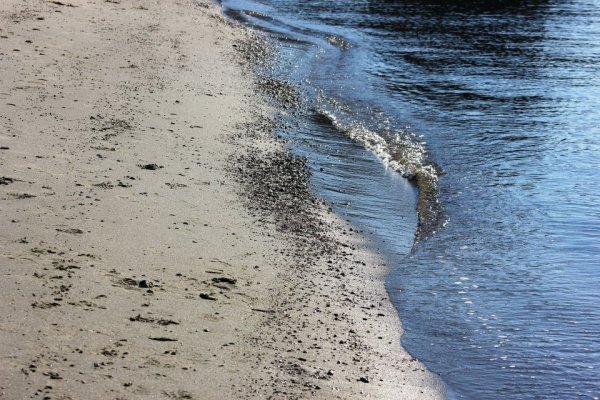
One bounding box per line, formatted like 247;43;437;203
0;0;445;399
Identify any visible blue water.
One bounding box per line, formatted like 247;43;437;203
219;0;600;398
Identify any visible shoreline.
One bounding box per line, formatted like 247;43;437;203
0;0;445;399
229;29;447;398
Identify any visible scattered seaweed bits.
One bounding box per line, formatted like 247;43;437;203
138;163;162;170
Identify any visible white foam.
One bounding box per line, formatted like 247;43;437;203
319;109;438;183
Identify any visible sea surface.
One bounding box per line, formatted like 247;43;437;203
219;0;600;398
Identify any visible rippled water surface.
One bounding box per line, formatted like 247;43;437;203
220;0;600;398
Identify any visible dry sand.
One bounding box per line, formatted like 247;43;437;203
0;0;446;399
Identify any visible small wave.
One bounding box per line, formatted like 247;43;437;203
243;10;276;23
325;34;351;50
315;109;446;242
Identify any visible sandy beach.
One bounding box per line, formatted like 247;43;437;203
0;0;444;399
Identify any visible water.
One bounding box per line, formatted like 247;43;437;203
219;0;600;398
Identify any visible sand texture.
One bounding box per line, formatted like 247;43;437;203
0;0;445;399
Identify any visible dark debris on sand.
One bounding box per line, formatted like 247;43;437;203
225;31;385;399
